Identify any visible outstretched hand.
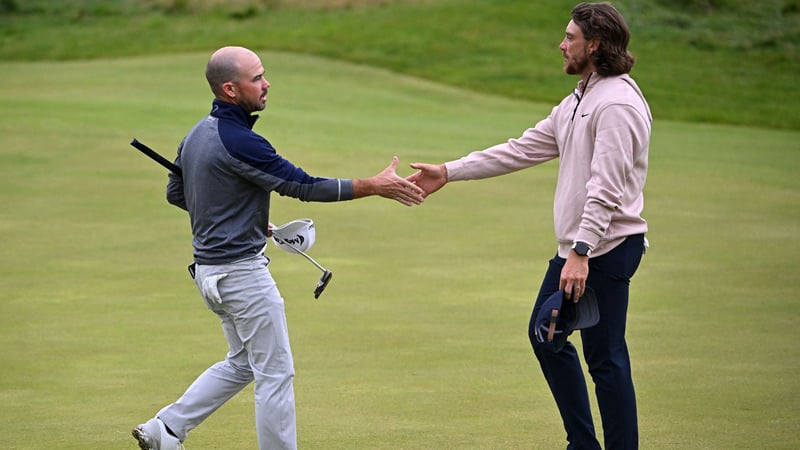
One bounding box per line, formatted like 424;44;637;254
407;162;448;197
355;156;426;206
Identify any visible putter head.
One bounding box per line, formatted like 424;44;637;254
314;270;333;299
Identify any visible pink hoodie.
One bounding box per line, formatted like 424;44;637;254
445;73;652;258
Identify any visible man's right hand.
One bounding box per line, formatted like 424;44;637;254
353;156;426;206
408;162;448;197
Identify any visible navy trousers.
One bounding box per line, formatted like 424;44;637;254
528;234;645;450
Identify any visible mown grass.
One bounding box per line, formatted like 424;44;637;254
1;0;798;130
0;51;798;449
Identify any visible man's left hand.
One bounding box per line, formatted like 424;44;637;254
560;253;589;302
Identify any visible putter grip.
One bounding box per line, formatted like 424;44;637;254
130;138;182;177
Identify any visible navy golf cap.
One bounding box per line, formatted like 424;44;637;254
533;286;599;352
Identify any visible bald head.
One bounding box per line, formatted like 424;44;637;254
205;46;258;97
204;46;270;113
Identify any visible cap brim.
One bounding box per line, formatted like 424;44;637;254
563;287;599;330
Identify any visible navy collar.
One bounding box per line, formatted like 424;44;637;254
210;99;259;129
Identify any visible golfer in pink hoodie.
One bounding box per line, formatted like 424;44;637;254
409;3;652;449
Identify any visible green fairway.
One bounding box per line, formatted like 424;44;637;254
0;51;798;449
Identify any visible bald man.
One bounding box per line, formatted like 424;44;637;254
132;46;424;450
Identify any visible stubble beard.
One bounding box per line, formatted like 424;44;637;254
240;96;266;114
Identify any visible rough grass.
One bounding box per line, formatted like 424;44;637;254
1;0;797;130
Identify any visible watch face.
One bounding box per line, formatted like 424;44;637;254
574;242;590;256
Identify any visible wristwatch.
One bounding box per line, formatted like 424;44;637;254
572;241;592;257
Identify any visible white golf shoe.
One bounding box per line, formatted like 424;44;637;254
132;418;185;450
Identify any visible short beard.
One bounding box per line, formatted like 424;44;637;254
564;52;590;75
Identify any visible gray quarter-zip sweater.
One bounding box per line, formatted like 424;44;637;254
167;99;354;265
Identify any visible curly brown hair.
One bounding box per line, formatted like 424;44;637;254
571;2;635;76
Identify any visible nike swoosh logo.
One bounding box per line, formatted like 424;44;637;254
581;113;590;117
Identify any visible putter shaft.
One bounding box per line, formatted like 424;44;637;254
293;248;327;273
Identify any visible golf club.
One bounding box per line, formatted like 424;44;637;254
276;242;332;299
263;235;333;299
130;138;182;176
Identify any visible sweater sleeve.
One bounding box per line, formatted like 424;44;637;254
445;111;560;181
225;131;354;202
166;141;188;211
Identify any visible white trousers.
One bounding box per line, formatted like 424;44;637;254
157;255;297;450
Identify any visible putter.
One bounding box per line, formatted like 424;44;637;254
267;239;333;299
130;138;333;298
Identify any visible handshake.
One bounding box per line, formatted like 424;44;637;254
357;157;448;206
